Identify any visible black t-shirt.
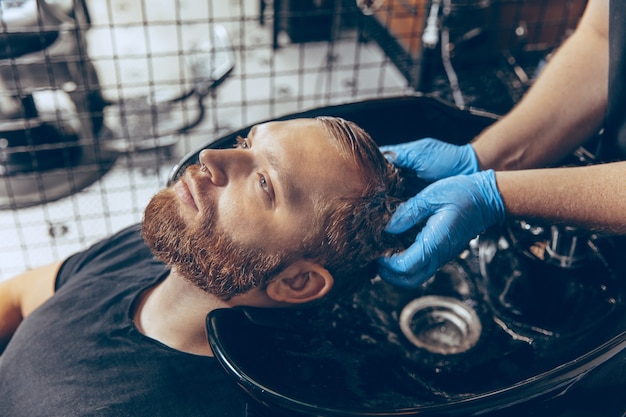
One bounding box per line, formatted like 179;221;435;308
0;225;246;417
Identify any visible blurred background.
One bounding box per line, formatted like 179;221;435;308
0;0;585;280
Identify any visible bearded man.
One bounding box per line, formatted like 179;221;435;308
0;117;409;416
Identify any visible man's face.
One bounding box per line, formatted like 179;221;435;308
142;118;363;299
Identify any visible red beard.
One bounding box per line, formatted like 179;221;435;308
141;182;291;301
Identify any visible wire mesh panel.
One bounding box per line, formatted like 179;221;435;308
0;0;409;280
0;0;586;281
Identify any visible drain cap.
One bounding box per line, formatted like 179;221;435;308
399;296;482;355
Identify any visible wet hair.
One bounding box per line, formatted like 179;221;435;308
298;116;414;300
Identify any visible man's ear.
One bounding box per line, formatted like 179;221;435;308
265;260;334;304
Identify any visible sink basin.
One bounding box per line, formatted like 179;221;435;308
207;232;626;416
168;95;626;416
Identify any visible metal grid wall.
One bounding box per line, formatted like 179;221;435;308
0;0;585;281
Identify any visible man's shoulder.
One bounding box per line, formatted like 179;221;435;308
105;223;144;247
57;223;165;289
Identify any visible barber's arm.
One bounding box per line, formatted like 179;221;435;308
0;262;61;352
383;0;608;180
472;0;608;170
497;162;626;235
379;161;626;287
378;0;612;287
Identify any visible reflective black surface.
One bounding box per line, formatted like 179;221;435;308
207;231;626;415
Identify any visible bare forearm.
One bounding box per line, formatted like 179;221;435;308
472;0;608;171
0;262;60;351
0;280;23;352
496;161;626;234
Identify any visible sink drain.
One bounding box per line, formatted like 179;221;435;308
399;296;482;355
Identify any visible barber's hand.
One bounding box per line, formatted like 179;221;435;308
378;170;505;288
380;138;479;182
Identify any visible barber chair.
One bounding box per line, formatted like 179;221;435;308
0;1;235;209
169;94;626;417
0;0;117;208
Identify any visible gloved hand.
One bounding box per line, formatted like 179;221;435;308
378;170;505;288
380;138;479;182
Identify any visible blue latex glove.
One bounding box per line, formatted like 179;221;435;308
380;138;479;182
378;170;505;288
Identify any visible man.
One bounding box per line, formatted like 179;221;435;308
0;117;409;416
379;0;626;287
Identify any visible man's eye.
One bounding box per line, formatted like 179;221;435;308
235;136;249;149
258;174;269;193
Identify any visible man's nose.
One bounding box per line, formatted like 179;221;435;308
198;148;248;186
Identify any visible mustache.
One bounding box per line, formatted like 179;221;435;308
142;186;289;301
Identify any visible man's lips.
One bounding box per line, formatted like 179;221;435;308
174;174;199;211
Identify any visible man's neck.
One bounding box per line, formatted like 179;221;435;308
133;271;229;356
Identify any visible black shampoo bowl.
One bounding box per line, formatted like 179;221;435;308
170;95;626;416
